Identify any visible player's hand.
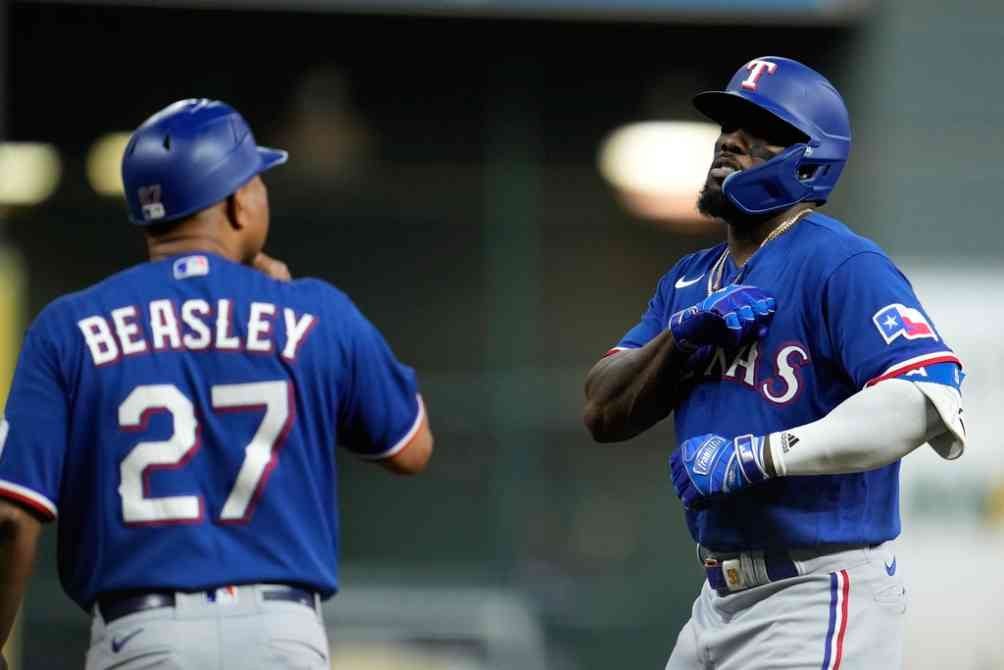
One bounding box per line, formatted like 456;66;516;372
252;252;291;282
668;285;776;353
670;433;771;509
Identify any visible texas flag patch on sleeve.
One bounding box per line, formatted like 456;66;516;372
872;303;938;344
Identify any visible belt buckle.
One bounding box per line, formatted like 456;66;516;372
721;558;746;592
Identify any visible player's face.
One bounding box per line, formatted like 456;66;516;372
697;110;807;220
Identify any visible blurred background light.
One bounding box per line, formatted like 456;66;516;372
86;132;131;196
0;142;61;206
597;121;719;228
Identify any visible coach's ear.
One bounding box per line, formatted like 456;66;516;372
225;193;242;231
226;177;261;232
226;188;251;231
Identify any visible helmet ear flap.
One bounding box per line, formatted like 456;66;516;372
722;143;814;215
798;162;823;182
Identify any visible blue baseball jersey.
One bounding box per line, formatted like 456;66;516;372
0;253;423;610
613;212;961;551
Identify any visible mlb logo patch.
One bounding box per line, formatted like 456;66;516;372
173;255;210;280
873;303;938;344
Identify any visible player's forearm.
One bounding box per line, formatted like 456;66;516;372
765;379;946;477
0;504;42;647
583;330;688;443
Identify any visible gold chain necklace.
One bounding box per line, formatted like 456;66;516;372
707;208;814;295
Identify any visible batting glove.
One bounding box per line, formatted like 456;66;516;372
670;433;771;509
668;285;776;353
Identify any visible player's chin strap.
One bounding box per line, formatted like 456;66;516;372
723;142;841;216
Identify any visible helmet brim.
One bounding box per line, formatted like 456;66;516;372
257;146;289;173
693;90;809;144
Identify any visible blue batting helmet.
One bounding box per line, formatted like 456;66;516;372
121;99;287;226
693;57;851;215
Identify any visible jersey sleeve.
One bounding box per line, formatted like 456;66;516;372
0;327;67;520
336;301;423;460
611;272;676;354
822;251;962;390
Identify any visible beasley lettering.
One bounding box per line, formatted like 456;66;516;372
77;300;317;366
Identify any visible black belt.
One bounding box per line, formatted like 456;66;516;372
97;585;317;624
699;543;874;596
698;544;801;597
704;554;798;596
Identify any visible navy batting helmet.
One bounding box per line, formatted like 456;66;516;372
121;99;287;226
693;57;851;215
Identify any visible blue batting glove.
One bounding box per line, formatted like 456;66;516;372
668;285;776;353
670;433;771;510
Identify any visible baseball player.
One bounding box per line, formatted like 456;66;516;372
583;57;966;669
0;98;433;669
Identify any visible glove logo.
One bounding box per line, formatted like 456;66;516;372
692;437;724;475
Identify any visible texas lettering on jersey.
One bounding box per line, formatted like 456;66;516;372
77;300;317;365
687;340;809;405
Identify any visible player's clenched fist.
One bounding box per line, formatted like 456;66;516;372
252;252;291;281
670;433;771;509
668;284;776;353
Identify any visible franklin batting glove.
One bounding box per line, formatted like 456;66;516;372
670;433;771;509
668;285;776;353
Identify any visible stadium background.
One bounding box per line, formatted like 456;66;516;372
2;0;1002;667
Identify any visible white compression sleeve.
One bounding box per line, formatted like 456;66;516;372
767;379;952;477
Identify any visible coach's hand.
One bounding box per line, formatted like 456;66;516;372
670;433;771;509
668;285;775;353
252;252;291;282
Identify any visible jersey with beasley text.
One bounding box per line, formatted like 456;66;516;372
0;253;423;609
613;212;961;551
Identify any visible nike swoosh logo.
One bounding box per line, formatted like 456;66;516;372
111;627;144;653
885;556;897;576
675;274;705;289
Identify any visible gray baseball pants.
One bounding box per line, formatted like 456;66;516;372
666;541;907;670
85;584;329;670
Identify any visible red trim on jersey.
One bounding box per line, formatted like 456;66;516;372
864;353;961;387
0;485;56;521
